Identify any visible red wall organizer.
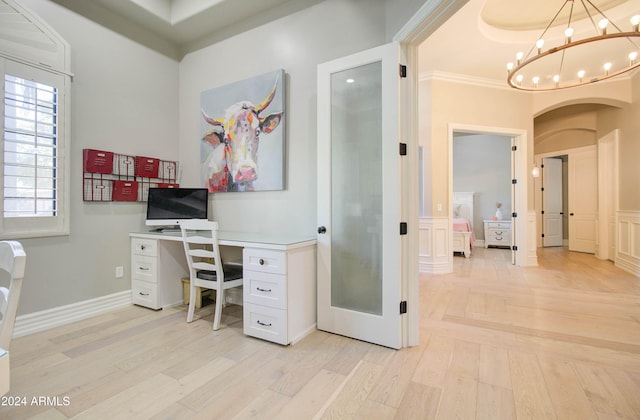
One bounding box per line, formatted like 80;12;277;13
83;148;179;202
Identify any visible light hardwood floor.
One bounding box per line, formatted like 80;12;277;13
2;247;640;419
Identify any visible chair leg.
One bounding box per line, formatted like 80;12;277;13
186;279;197;323
212;287;224;330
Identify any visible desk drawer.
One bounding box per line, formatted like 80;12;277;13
132;238;158;257
243;271;286;310
243;248;286;275
132;255;157;282
243;303;287;345
132;280;159;309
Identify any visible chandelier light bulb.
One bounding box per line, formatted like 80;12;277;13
564;27;574;42
506;62;514;72
516;51;524;64
603;62;612;75
536;39;545;54
532;76;540;87
631;15;640;31
516;74;524;85
630;51;638;64
553;75;560;87
598;18;609;35
578;70;586;81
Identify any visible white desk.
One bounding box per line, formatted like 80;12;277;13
129;230;317;345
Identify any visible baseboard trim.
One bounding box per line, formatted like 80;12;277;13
13;290;133;338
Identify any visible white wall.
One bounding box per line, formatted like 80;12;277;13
178;0;387;236
17;0;180;315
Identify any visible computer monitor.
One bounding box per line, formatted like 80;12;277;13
145;187;208;228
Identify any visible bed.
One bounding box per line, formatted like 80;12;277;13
453;192;475;258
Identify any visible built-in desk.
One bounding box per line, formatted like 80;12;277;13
129;230;317;345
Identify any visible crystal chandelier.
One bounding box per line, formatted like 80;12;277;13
506;0;640;91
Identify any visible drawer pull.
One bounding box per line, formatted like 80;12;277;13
138;292;150;296
257;287;272;292
140;245;146;250
257;320;272;327
259;258;265;265
139;267;150;271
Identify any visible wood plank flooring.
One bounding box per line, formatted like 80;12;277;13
2;246;639;419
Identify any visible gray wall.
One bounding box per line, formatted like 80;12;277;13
178;0;387;236
19;0;180;315
453;133;512;240
14;0;394;316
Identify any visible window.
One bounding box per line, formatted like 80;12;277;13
1;59;69;238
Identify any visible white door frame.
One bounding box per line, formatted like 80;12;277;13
597;129;619;261
393;0;469;347
534;145;598;251
448;124;529;267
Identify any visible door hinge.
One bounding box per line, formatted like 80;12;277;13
541;187;544;191
399;64;407;78
541;210;545;214
512;179;518;184
399;142;407;156
400;300;407;314
512;245;518;251
400;222;408;235
541;233;545;238
512;145;517;151
512;212;518;218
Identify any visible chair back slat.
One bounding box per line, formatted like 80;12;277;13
0;241;26;350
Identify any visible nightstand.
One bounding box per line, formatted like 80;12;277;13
483;220;512;248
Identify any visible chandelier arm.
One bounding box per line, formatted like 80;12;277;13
526;1;572;61
567;0;575;29
584;0;624;33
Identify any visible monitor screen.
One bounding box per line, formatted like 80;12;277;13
145;187;208;227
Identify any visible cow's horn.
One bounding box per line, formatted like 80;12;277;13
201;109;224;126
255;75;279;114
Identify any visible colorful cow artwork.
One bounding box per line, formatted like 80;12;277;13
200;70;285;192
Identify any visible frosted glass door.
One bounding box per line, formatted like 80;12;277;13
317;43;401;349
330;61;383;315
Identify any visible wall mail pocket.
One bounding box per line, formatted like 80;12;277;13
113;180;139;201
135;156;160;178
83;149;114;174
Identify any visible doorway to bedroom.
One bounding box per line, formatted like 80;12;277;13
450;125;524;266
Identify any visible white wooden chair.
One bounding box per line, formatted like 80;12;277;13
180;220;242;330
0;241;26;350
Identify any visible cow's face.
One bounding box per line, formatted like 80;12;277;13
224;102;261;185
201;77;283;191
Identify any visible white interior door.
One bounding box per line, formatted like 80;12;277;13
317;43;401;349
569;147;597;253
542;157;563;247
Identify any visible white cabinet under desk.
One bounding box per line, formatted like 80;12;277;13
483;220;512;248
129;230;316;345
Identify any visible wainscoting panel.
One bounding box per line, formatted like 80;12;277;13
617;211;640;277
527;211;539;266
419;217;451;274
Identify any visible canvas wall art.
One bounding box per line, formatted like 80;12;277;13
200;69;286;192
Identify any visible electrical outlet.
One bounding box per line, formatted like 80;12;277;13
115;266;124;278
437;203;443;212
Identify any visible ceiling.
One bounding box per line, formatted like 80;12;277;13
50;0;639;87
49;0;324;60
419;0;639;88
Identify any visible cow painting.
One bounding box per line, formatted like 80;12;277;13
200;70;285;192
